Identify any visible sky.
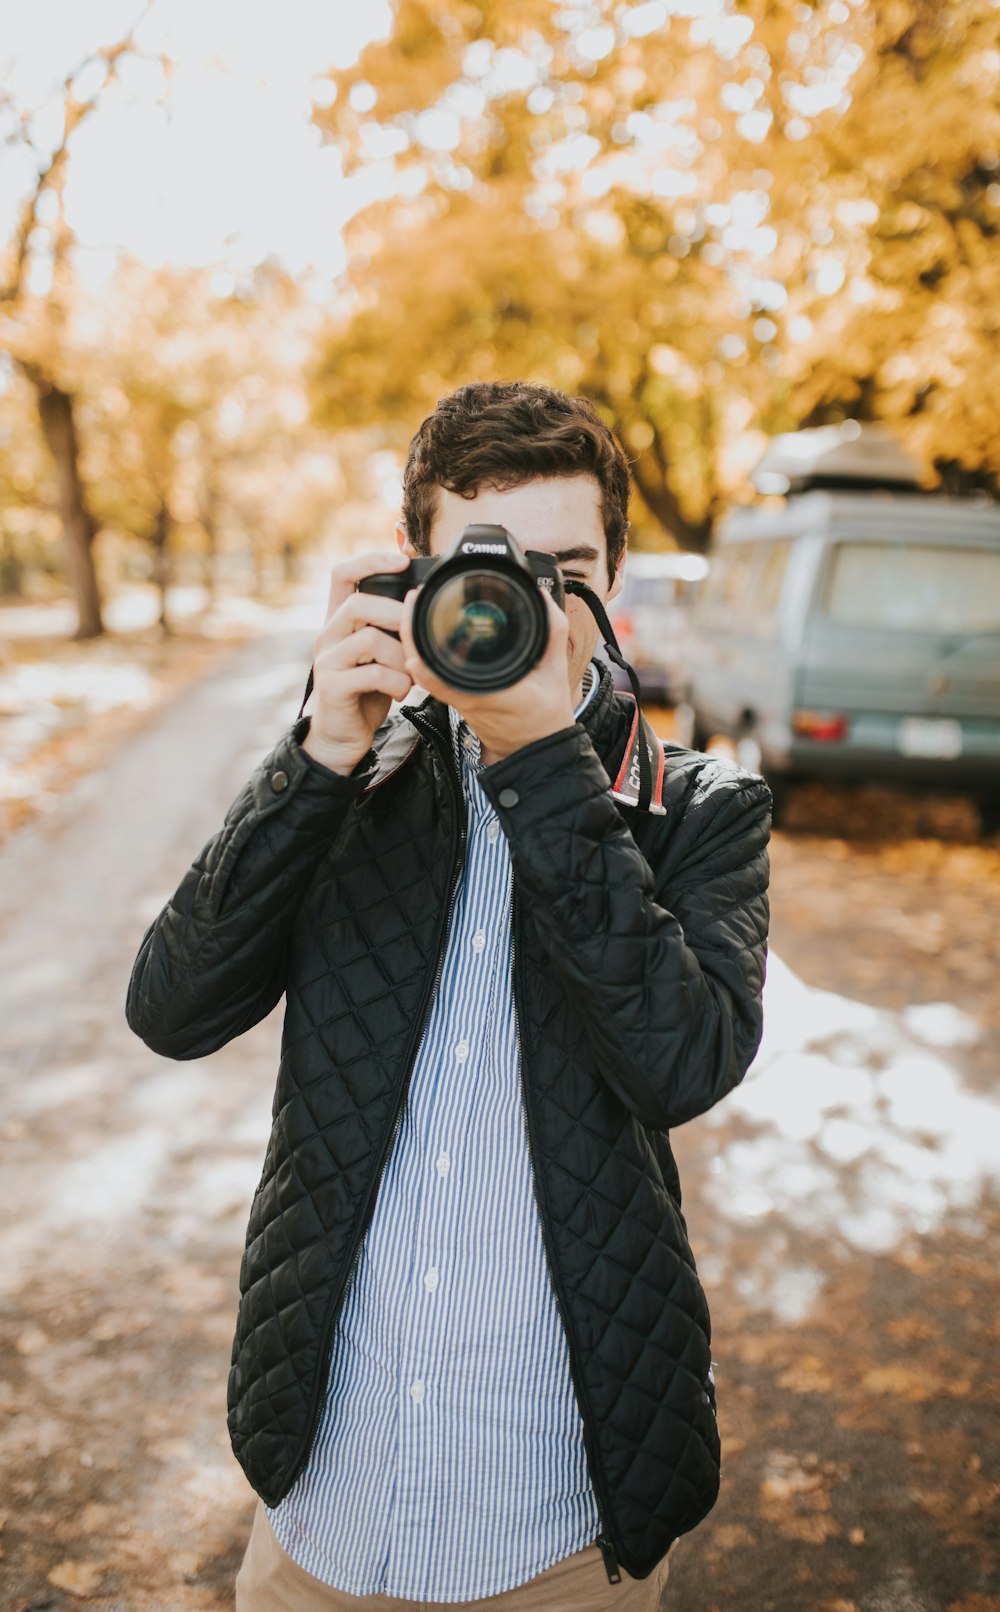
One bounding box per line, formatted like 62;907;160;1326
0;0;870;295
0;0;394;285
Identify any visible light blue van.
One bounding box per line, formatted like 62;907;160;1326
676;427;1000;832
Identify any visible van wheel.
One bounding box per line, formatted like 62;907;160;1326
979;798;1000;837
766;775;793;829
735;721;793;826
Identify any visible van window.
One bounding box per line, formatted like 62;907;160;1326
751;540;793;614
821;541;1000;632
700;546;756;614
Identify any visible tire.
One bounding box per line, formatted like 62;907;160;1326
765;773;793;829
734;719;795;827
979;798;1000;837
690;707;712;752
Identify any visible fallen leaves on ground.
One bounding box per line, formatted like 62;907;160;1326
47;1557;106;1597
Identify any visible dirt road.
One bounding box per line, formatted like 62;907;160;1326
1;644;997;1611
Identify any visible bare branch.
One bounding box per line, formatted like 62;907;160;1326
0;3;156;306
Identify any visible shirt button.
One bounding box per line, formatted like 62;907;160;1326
487;821;500;843
472;931;486;952
463;733;476;752
436;1154;451;1178
270;770;289;793
498;787;519;809
454;1040;469;1062
423;1268;439;1293
409;1380;425;1403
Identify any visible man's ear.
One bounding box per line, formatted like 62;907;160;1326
395;520;419;559
607;545;627;603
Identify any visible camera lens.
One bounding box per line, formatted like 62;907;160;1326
416;567;547;691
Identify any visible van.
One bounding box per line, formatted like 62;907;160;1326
676;425;1000;831
597;551;708;704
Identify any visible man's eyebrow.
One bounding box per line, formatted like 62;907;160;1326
549;545;601;565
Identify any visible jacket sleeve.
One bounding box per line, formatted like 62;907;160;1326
478;724;772;1129
125;720;377;1061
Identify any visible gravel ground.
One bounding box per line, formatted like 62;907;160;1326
1;655;997;1612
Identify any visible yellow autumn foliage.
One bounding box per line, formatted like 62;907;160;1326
312;0;1000;547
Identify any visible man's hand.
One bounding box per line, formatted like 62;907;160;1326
399;585;577;764
301;550;415;775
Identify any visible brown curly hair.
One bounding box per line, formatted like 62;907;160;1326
401;381;631;587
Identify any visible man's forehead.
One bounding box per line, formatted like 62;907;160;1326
430;475;606;558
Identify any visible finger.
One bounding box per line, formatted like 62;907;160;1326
318;625;409;674
401;624;440;692
338;662;414;703
403;644;436;689
399;589;443;689
399;590;442;693
323;550;410;624
543;585;569;629
540;587;569;651
398;587;417;661
317;589;406;647
404;654;450;702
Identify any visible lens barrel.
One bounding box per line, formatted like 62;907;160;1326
414;560;548;692
356;525;562;692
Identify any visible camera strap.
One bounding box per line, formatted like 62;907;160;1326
297;665;314;722
295;585;667;816
564;583;666;816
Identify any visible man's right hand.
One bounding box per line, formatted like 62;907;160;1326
300;549;415;776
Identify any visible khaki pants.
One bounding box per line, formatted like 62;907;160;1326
235;1500;675;1612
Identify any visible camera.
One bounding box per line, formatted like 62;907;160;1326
358;524;565;693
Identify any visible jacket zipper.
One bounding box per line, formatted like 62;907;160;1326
282;712;468;1492
510;883;623;1585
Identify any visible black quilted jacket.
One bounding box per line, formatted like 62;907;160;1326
125;660;771;1580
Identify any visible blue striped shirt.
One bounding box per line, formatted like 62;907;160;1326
265;667;602;1601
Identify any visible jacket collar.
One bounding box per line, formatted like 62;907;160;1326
362;659;629;797
410;657;623;760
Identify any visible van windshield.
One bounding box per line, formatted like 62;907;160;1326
821;541;1000;633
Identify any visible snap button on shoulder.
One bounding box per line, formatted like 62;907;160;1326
271;770;289;793
498;787;519;809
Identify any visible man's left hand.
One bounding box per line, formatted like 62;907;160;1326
398;585;577;764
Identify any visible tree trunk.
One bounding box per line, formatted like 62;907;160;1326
931;457;1000;501
588;382;715;552
0;527;25;596
201;493;219;605
630;449;713;554
32;374;104;637
151;499;172;635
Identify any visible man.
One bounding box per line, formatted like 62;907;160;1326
125;381;772;1610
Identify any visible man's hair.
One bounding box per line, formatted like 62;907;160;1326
401;381;631;586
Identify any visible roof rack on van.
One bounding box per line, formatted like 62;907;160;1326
751;421;925;497
623;550;709;582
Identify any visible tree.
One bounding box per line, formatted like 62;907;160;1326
309;0;1000;546
760;0;1000;495
0;24;157;633
79;258;346;624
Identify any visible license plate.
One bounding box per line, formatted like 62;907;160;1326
897;717;963;758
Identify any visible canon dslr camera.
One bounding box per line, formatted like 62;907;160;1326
358;524;565;693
